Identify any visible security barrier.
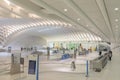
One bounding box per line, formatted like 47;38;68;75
90;53;108;72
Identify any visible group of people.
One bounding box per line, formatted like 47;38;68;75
99;50;112;61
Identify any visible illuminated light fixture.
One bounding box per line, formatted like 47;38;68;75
86;25;89;27
115;19;119;22
68;24;72;26
77;18;80;21
49;21;54;25
4;0;10;5
36;23;40;26
64;9;68;12
29;13;40;18
114;8;119;11
99;37;102;41
16;6;22;10
63;22;67;26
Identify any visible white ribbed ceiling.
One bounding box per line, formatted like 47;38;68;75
0;18;101;47
0;0;119;46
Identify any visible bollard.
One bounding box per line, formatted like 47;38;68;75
36;54;39;80
86;60;89;77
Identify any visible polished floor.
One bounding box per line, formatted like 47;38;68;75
0;50;119;80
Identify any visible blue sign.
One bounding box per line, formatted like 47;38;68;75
61;54;70;60
28;60;36;74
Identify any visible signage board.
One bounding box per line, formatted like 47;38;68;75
28;60;36;74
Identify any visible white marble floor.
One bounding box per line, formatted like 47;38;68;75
0;51;119;80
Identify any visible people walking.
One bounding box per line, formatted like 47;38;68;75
108;50;112;61
99;51;102;56
71;61;76;71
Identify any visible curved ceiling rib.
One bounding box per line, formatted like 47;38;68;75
101;0;116;42
30;0;78;25
30;0;108;41
103;0;119;42
0;5;22;18
64;0;109;40
0;2;21;17
1;19;73;46
0;19;102;47
95;0;115;40
10;0;66;21
0;7;11;17
1;0;117;46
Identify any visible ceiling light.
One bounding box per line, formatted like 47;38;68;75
115;19;119;22
114;8;119;11
17;6;22;10
4;0;10;5
68;24;72;26
28;13;40;18
64;9;68;12
77;18;80;21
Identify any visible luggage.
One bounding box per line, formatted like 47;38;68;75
95;68;101;72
